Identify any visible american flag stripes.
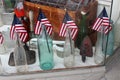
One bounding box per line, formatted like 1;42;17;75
59;12;78;40
10;15;28;42
92;7;112;34
0;32;4;44
34;10;53;35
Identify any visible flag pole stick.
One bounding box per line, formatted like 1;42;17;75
104;0;113;65
43;25;50;53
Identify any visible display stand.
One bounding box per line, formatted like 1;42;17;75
0;66;105;80
0;25;105;80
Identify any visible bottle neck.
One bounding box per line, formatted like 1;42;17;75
16;34;21;47
80;14;88;34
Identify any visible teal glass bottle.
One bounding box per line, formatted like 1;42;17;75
14;33;28;73
37;25;54;70
103;20;114;56
64;28;75;68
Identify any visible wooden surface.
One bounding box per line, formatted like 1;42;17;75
24;1;75;34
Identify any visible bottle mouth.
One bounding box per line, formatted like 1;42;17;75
81;11;87;15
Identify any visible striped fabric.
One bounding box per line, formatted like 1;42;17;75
34;10;53;35
92;7;112;34
59;12;78;40
10;14;28;42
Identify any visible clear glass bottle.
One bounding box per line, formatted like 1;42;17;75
2;30;16;51
0;58;8;75
37;25;54;70
0;58;3;74
0;44;6;54
14;33;28;73
94;20;114;65
64;28;75;68
94;32;105;65
0;32;7;54
3;0;15;13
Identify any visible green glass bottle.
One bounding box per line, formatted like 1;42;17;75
37;25;54;70
75;11;88;49
75;11;91;62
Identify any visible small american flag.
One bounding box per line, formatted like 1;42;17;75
34;10;53;35
0;32;4;44
92;7;112;34
59;12;78;40
10;14;28;42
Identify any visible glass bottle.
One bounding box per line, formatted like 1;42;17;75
0;58;3;74
14;33;28;73
0;35;6;54
37;25;54;70
0;44;6;54
3;0;15;13
75;11;90;62
103;20;114;56
0;58;7;75
94;20;114;65
75;11;88;49
2;29;16;50
94;32;105;65
64;28;75;68
0;32;7;54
